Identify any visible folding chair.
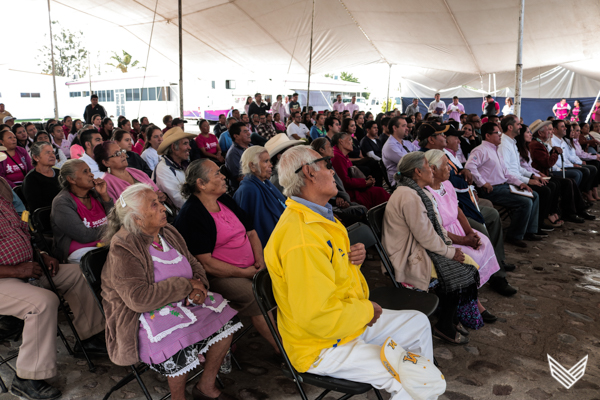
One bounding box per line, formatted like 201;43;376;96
29;207;96;372
378;160;395;194
252;269;383;400
0;316;22;393
346;222;439;316
80;247;223;400
12;185;26;209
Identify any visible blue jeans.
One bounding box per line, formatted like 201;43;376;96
480;183;539;240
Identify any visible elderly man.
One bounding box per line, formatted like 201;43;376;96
248;92;271;117
405;98;419;117
0;176;105;400
79;129;104;178
428;93;446;122
333;94;345;113
465;122;542;248
83;94;107;124
345;95;360;117
264;145;434;399
153;127;194;209
225;122;251;189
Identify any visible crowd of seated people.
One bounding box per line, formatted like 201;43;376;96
3;91;600;400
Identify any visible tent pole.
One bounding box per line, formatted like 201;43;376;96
493;73;496;94
514;0;525;118
178;0;184;118
386;64;391;112
306;0;315;113
46;0;59;120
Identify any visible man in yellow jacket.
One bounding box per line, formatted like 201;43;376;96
265;145;434;399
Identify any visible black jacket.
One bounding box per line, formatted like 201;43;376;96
83;104;107;124
248;101;270;117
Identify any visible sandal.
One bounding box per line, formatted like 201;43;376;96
433;327;470;345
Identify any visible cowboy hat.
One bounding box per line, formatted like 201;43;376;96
529;119;552;135
157;127;196;155
264;133;303;158
0;146;7;163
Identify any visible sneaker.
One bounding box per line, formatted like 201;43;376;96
11;376;61;400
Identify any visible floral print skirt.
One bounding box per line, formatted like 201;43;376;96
146;316;242;377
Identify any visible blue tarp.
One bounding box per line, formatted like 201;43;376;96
401;97;597;125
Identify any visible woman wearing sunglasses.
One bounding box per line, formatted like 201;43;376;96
94;141;166;203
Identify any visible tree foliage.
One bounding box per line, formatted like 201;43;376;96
381;99;396;113
37;21;89;78
106;50;143;73
340;71;359;83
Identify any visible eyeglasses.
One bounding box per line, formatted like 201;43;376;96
108;149;127;159
295;157;332;173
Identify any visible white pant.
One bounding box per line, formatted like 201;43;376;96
308;309;433;400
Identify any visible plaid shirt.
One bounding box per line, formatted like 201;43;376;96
257;122;277;140
0;188;32;266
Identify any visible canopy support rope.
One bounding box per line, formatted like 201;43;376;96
138;0;160;120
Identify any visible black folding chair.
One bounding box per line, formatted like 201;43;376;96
378;160;395;194
29;207;96;372
346;222;439;316
80;247;222;400
252;269;383;400
0;316;22;393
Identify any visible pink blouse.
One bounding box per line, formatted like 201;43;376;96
68;194;107;254
103;167;159;202
209;202;255;268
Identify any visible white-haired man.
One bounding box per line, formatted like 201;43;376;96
264;146;434;399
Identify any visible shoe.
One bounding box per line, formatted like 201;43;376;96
544;218;563;228
524;233;544;241
504;237;527;248
192;387;238;400
539;223;555;232
11;376;61;400
433;327;469;345
74;335;108;356
481;310;497;323
578;211;596;221
455;322;469;336
501;261;516;272
564;214;585;223
489;277;518;296
535;231;549;237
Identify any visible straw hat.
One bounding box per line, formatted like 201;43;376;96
264;133;303;158
0;146;7;163
157;127;196;155
529;119;552;135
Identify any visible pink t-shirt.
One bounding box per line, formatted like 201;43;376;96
209;202;255;268
4;156;26;185
132;140;144;155
67;194;108;254
196;134;219;155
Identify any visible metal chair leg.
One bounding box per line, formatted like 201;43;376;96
373;388;384;400
57;326;73;356
131;365;153;400
0;376;7;393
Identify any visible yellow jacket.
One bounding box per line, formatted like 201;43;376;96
264;198;374;372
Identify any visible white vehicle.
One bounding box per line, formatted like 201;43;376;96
366;95;403;115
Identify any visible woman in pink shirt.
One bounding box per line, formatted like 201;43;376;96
0;129;33;187
195;119;224;164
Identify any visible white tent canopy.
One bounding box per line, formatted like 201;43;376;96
54;0;600;97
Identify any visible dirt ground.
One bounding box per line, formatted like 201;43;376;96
1;205;600;400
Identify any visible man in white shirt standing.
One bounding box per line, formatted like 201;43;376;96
446;96;465;122
286;112;309;140
345;95;359;117
333;94;345;113
271;94;288;122
428;93;446;122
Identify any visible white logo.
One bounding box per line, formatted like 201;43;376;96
547;354;588;389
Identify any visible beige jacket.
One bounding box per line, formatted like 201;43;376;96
382;186;455;291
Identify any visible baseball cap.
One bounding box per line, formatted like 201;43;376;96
172;118;188;126
380;337;446;400
417;123;449;142
3;116;16;123
444;123;461;137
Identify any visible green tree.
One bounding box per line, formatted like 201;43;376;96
340;71;359;83
106;50;143;73
381;98;396;113
37;21;89;78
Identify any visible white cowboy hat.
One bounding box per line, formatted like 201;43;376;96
0;146;7;163
157;127;196;155
529;119;552;135
264;133;303;158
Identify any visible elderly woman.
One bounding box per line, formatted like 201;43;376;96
425;150;498;323
141;125;163;172
383;152;480;344
50;159;113;263
94;141;166;203
34;130;67;168
174;159;280;355
111;129;152;177
22;141;62;211
0;128;33;187
102;184;241;400
233;146;286;246
331;132;390;209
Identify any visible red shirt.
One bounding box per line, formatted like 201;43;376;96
196;134;219;154
132;140;144;155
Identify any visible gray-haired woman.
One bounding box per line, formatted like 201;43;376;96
382;152;480;345
50;159;113;263
102;184;241;400
22;141;62;211
232;146;287;247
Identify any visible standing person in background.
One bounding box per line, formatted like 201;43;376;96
592;100;600;122
345;95;359;118
83;94;107;124
244;96;252;115
405;98;420;117
447;96;465;121
333;94;345;113
553;98;571;120
570;100;581;123
248;93;271;117
213;114;228;138
481;95;500;117
428;93;446;122
271;95;288;124
0;103;11;121
288;93;301;115
502;98;514;116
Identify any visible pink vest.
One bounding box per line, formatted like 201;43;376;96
555;102;569;119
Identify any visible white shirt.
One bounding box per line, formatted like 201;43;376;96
287;122;309;139
443;148;464;169
550;136;580;170
271;101;288;119
428;100;446;116
345;102;359;116
153;156;186;208
501;105;514;115
81;153;104;179
333;101;345;112
141;147;160;172
497;133;532;184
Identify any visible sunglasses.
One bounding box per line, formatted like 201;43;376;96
108;149;127;159
295;157;332;174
